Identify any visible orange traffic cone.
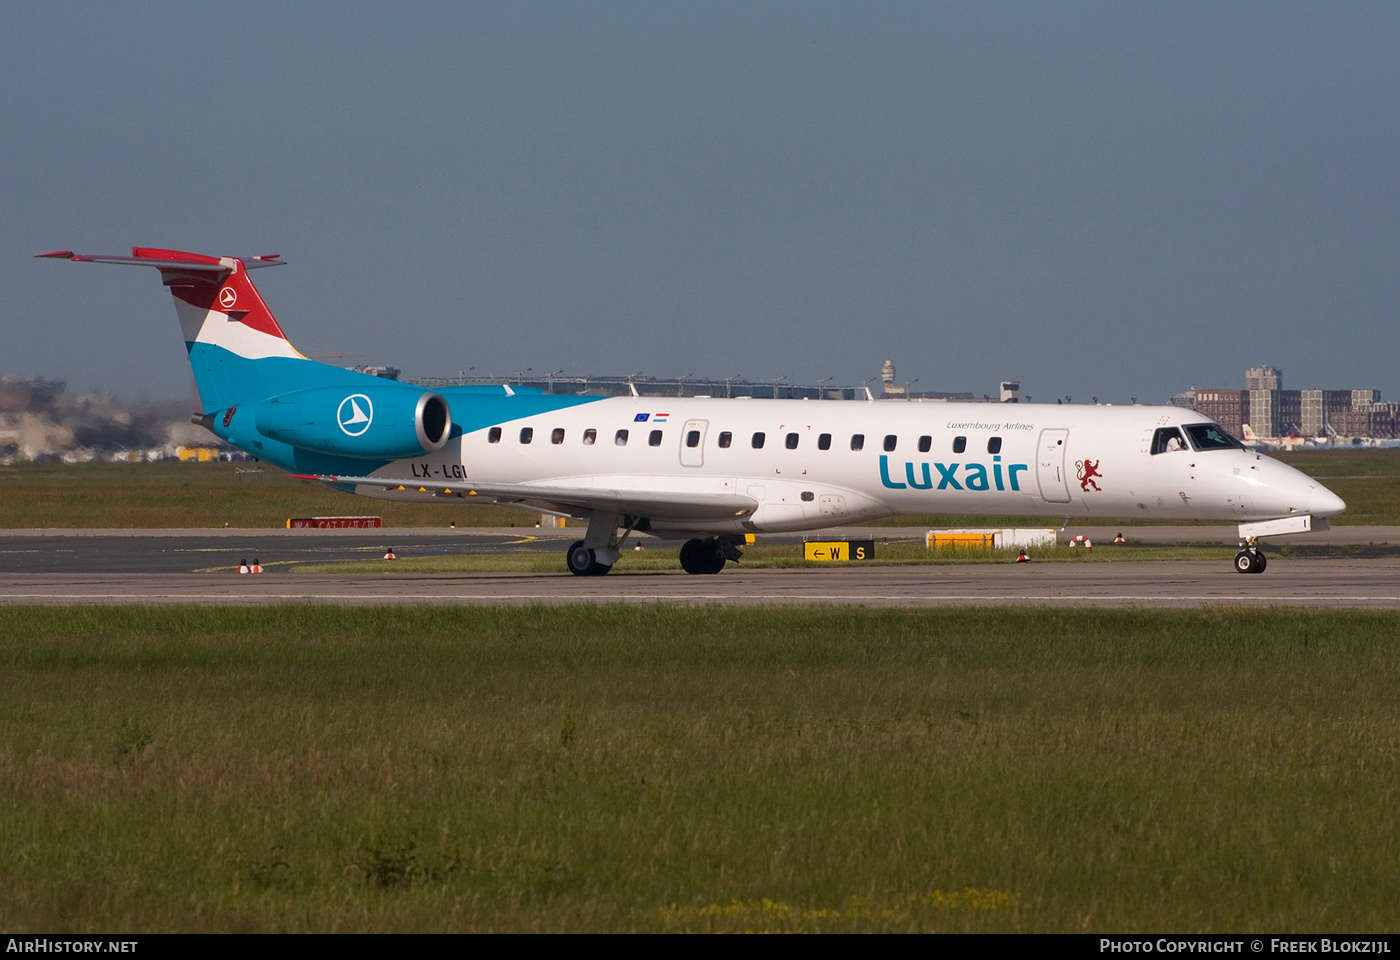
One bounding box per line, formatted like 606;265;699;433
251;559;262;574
1114;532;1124;543
238;559;250;574
383;548;396;560
1016;550;1030;563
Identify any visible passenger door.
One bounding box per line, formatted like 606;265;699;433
680;419;708;467
1036;428;1072;503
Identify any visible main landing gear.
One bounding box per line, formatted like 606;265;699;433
678;536;744;575
1234;540;1268;575
567;539;613;577
565;510;626;577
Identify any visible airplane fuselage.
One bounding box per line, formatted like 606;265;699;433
41;247;1345;575
351;392;1337;537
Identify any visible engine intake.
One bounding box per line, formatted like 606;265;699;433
253;385;452;460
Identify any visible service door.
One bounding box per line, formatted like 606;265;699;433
680;419;708;467
1036;428;1072;503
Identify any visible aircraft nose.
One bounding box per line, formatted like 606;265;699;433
1308;483;1346;518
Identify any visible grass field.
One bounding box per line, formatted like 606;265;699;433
0;461;536;529
3;605;1399;933
1;449;1395;529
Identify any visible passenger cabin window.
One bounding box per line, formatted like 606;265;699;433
1184;423;1245;451
785;432;799;449
519;427;533;444
987;437;1002;454
952;436;966;453
488;427;502;444
582;428;596;445
1151;427;1189;455
551;428;565;445
718;431;732;448
818;433;831;450
686;430;701;448
752;432;766;449
883;435;897;452
918;435;932;453
649;429;663;447
615;429;629;446
851;434;865;451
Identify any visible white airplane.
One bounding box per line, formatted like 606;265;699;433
40;248;1346;576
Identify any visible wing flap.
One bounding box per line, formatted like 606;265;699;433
289;473;759;522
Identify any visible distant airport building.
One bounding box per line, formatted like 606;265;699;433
351;365;401;380
413;359;1013;403
1187;367;1398;441
415;372;864;400
879;358;903;397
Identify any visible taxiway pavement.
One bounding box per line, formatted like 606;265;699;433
3;525;1398;574
0;560;1395;608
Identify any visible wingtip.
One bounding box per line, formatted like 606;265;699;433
35;250;76;259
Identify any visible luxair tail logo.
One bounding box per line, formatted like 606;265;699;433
337;394;373;436
879;454;1028;492
1076;458;1102;492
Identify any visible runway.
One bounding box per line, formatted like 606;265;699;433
0;559;1396;608
3;524;1398;574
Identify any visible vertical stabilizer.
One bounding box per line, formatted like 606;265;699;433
38;247;306;411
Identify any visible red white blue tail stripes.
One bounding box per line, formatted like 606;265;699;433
38;247;297;360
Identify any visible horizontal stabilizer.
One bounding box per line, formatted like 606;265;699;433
36;249;284;271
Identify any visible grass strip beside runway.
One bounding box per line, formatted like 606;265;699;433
2;449;1399;528
2;605;1398;932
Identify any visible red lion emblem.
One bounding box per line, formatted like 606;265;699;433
1076;458;1102;492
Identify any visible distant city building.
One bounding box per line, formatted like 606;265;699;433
1245;366;1282;391
1185;368;1396;441
1192;389;1246;435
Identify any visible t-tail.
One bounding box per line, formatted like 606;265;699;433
38;248;453;474
38;247;305;411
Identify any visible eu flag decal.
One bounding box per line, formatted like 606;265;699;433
634;413;650;422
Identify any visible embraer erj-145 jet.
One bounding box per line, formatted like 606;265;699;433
41;248;1346;576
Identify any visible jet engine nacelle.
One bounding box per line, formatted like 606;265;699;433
253;385;451;459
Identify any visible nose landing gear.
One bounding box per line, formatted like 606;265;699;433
1234;539;1267;574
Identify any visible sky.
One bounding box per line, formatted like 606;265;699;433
3;2;1398;406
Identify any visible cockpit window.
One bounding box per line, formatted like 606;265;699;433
1184;423;1244;451
1151;427;1188;455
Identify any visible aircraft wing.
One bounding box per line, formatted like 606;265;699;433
289;473;759;522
